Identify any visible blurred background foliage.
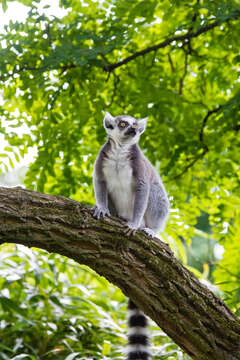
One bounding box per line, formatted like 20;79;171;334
0;0;240;358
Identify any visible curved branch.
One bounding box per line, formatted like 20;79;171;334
0;186;240;360
103;14;240;72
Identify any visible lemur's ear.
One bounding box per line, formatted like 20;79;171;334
138;117;148;133
104;112;115;130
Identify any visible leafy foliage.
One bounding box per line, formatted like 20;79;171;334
0;0;240;358
0;245;126;360
0;245;190;360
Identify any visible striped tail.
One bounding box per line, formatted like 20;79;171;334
127;299;152;360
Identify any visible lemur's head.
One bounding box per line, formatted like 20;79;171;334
103;112;148;145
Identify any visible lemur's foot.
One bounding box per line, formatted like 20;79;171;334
141;227;156;238
91;205;110;220
123;222;138;236
124;228;137;236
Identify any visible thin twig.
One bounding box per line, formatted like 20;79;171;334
199;106;222;143
168;53;175;73
107;73;120;108
178;47;189;95
171;146;208;181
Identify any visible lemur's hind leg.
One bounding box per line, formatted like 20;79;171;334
107;195;118;217
142;182;169;237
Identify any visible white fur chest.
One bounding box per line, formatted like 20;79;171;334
103;147;135;220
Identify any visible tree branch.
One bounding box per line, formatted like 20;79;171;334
178;46;189;95
199;106;223;144
170;105;224;181
1;11;239;82
0;186;240;360
106;72;120;107
170;146;208;181
103;15;240;73
168;53;175;73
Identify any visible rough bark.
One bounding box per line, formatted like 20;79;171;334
0;186;240;360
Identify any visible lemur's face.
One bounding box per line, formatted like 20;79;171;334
103;113;147;145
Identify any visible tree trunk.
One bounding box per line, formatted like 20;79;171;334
0;186;239;360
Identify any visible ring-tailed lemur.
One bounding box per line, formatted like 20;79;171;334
92;112;169;360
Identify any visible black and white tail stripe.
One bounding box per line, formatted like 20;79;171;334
127;299;151;360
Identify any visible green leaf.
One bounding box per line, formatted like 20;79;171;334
49;295;63;307
102;341;111;355
14;152;20;162
1;0;7;12
0;296;26;316
9;157;14;168
4;147;14;152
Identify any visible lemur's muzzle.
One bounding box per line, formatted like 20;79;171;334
125;127;136;136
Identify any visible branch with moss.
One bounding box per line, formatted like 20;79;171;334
0;186;240;360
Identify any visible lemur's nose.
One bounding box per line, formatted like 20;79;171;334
125;127;136;136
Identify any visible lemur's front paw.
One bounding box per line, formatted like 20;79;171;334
141;227;156;238
91;205;110;220
124;222;138;237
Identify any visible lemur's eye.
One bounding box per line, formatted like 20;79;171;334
132;124;138;129
120;122;126;127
